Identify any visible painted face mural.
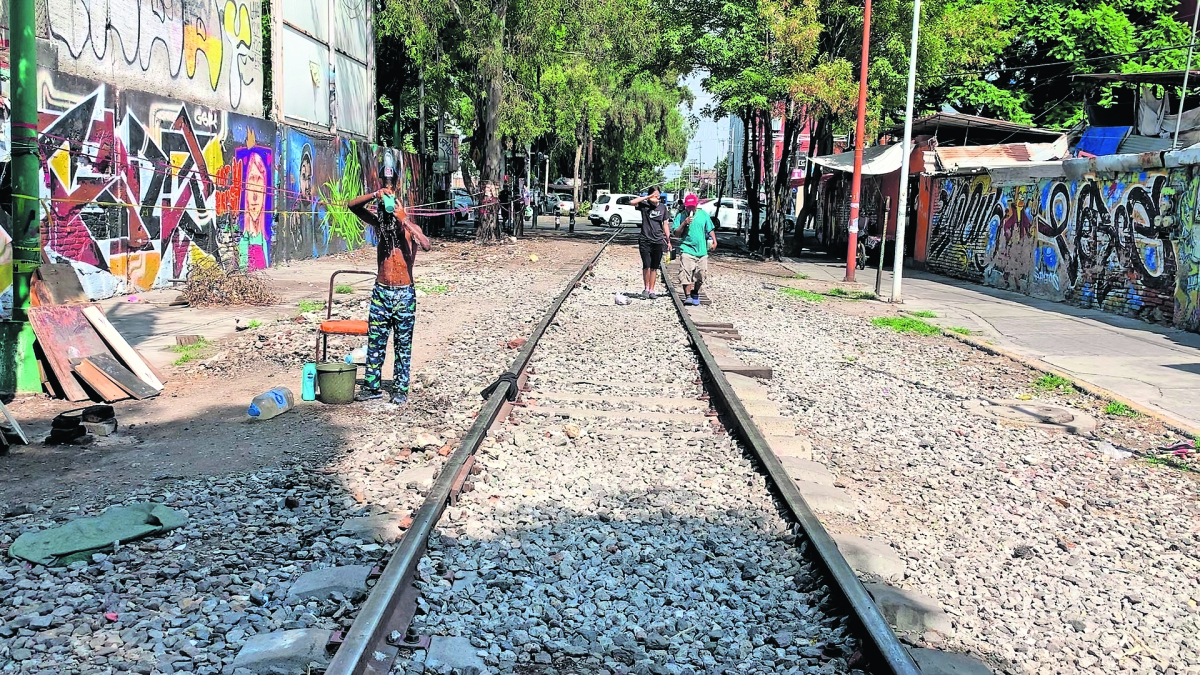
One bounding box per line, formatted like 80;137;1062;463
236;145;273;270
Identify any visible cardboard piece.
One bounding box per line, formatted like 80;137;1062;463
82;306;163;391
34;264;89;305
80;355;159;400
71;360;132;403
28;305;114;402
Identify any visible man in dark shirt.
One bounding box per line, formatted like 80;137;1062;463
630;188;671;299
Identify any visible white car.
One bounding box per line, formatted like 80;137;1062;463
700;198;761;231
546;193;575;215
588;194;643;227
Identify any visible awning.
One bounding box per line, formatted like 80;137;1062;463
808;143;908;175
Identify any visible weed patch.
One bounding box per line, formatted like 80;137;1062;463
247;319;262;329
169;338;212;366
298;300;325;314
910;310;937;318
779;287;824;302
1104;401;1140;417
418;284;449;294
1033;374;1074;392
871;317;940;336
949;327;971;335
334;284;355;294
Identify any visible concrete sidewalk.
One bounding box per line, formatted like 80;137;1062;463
782;257;1200;431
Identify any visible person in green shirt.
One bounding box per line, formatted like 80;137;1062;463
672;193;717;306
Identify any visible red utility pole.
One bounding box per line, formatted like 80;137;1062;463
845;0;872;282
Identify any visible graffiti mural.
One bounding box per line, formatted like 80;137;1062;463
46;0;264;115
926;169;1191;329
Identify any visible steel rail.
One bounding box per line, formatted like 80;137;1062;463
325;227;625;675
663;272;923;675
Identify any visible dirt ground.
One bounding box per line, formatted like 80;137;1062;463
0;232;606;512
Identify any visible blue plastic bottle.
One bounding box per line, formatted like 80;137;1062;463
248;387;295;420
301;363;317;401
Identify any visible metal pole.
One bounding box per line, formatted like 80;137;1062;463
891;0;921;302
1175;2;1200;150
2;0;43;394
419;72;426;155
845;0;872;282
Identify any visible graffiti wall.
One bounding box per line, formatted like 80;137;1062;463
45;0;264;115
926;168;1200;331
0;68;420;317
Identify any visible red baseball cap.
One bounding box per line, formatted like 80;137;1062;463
684;194;699;208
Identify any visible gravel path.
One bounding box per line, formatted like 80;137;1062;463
0;248;588;675
407;247;855;675
698;268;1200;675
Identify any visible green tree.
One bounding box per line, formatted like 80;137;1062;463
926;0;1190;128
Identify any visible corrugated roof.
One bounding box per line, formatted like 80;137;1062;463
934;141;1066;171
1117;134;1173;154
883;112;1062;139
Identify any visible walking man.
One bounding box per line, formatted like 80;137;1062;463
631;187;671;298
347;167;432;404
673;193;716;306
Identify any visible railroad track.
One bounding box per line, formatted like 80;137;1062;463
323;231;920;675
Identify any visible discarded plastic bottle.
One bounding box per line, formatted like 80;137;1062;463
248;387;295;420
345;347;368;365
300;363;317;402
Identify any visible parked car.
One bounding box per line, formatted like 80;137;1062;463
545;193;576;215
700;198;796;232
452;188;476;221
588;194;642;227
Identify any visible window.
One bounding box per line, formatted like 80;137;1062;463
616;196;633;205
596;195;611;204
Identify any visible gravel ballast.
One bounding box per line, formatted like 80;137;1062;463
406;248;856;675
697;268;1200;675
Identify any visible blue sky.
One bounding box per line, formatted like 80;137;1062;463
664;71;728;180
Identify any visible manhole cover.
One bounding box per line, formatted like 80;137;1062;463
965;400;1096;435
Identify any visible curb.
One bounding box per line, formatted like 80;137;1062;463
937;327;1200;440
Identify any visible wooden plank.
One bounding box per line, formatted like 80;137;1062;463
28;305;114;402
71;360;131;403
0;400;30;445
694;322;735;329
81;306;163;390
134;347;168;385
30;279;52;307
34;263;89;305
81;355;159;400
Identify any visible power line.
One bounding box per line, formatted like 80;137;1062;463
935;41;1200;81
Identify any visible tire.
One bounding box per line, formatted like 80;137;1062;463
609;215;623;228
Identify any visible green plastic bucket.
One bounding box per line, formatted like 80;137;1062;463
316;363;358;404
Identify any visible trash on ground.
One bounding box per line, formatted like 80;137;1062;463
248;387;296;419
301;363;318;401
1098;441;1133;460
9;502;186;566
614;293;631;306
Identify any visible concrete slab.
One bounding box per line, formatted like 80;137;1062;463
340;513;410;544
717;358;773;379
778;456;835;486
231;628;331;674
832;534;906;579
752;416;797;436
909;648;994;675
425;636;488;674
286;565;372;602
865;583;953;634
794;481;857;515
766;435;813;460
742;400;781;418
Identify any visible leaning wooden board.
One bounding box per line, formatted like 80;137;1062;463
81;355;159;400
82;306;163;390
28;304;114;402
71;360;131;403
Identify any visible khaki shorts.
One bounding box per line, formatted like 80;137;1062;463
679;253;708;285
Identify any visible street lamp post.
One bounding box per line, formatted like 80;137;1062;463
890;0;921;302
